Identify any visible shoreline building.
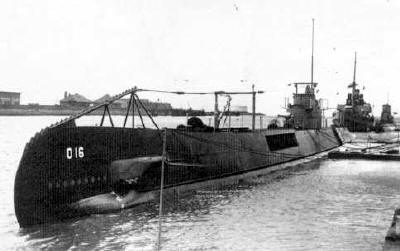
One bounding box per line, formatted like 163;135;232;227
60;92;92;108
0;91;20;106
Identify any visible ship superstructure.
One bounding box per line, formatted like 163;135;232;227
374;103;395;132
380;103;394;125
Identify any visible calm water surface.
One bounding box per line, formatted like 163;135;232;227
1;116;400;250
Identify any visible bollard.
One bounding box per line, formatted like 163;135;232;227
386;208;400;241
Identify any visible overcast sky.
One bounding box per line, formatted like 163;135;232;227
1;0;399;115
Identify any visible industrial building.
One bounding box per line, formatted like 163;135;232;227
0;91;21;105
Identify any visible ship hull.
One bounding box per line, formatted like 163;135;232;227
343;117;374;132
14;126;341;227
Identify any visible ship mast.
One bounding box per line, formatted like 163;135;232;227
311;18;315;85
351;52;357;111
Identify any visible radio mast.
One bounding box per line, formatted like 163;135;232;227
311;18;315;85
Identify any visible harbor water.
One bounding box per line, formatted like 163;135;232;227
1;116;400;250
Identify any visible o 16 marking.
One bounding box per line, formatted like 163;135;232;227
66;146;84;159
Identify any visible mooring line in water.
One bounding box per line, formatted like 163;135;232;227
157;128;167;251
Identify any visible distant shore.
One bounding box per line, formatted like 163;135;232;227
0;105;260;117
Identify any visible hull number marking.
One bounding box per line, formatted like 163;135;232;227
66;147;84;159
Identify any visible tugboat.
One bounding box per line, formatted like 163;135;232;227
333;52;374;132
14;21;342;227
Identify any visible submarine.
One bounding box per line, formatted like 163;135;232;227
14;86;343;227
14;21;343;227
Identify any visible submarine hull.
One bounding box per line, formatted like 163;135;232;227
14;126;341;227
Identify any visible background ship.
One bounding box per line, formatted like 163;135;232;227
333;53;374;132
380;103;394;125
374;103;397;132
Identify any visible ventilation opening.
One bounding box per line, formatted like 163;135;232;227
266;133;298;151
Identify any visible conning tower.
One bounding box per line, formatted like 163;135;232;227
286;82;322;129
